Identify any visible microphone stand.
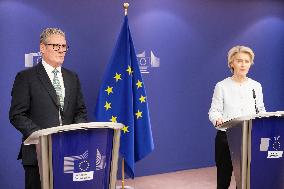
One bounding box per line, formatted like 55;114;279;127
56;96;63;126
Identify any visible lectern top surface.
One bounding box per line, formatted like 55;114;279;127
24;122;123;145
217;111;284;130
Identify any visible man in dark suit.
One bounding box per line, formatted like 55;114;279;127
9;28;88;189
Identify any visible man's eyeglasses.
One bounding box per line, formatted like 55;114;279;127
46;44;69;52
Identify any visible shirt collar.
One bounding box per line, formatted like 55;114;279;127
42;59;62;73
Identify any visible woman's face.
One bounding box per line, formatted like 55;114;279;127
231;52;252;77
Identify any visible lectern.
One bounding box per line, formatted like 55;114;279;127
218;112;284;189
24;122;123;189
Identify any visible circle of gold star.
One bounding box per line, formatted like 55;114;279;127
126;65;133;75
104;101;111;110
79;160;90;171
136;80;143;89
121;125;129;133
105;86;113;95
114;73;122;82
139;95;146;103
110;115;117;123
135;110;143;119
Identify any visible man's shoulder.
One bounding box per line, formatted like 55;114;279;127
12;64;44;85
16;63;40;76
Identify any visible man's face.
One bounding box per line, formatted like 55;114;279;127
40;34;67;68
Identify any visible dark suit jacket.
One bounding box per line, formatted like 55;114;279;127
9;62;88;165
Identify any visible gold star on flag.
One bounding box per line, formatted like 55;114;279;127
105;86;113;95
135;110;142;119
110;116;117;123
113;73;122;82
136;80;143;89
139;95;146;103
104;101;111;110
126;65;133;75
121;125;129;133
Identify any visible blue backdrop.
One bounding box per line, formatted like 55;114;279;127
1;0;284;188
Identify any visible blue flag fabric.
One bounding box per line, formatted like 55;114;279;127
95;16;154;178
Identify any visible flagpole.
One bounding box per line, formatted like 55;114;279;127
122;158;125;189
119;158;133;189
121;4;128;189
124;2;129;16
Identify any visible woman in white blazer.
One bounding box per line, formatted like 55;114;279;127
208;45;266;189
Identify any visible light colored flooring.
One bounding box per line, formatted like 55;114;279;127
117;166;236;189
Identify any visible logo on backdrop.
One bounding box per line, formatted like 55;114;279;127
63;149;106;181
137;51;160;74
25;52;41;67
260;136;283;158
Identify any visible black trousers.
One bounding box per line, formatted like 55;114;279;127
23;165;41;189
215;130;233;189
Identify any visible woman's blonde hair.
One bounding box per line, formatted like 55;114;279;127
227;45;255;73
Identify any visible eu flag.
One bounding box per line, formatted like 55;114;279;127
95;16;154;178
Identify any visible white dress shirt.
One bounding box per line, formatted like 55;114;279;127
208;77;265;130
42;60;65;100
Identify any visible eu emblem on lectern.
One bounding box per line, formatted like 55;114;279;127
260;136;283;159
63;149;106;181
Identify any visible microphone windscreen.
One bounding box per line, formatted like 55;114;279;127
252;89;256;99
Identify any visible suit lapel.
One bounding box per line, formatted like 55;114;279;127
36;62;58;107
62;68;71;112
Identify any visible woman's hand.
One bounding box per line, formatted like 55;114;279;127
215;118;224;127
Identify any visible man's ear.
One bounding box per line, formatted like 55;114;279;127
40;43;45;54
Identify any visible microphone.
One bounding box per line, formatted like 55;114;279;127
56;96;63;126
252;89;259;114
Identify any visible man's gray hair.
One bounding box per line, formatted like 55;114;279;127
40;28;66;44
